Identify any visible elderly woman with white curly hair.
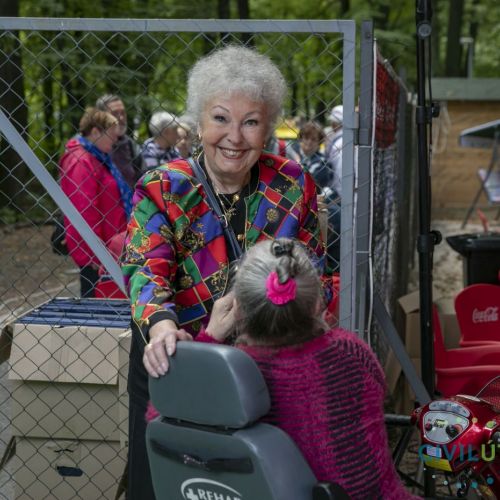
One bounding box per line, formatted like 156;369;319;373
122;45;335;499
141;110;180;171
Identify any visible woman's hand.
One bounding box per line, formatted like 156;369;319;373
144;319;192;378
205;293;236;342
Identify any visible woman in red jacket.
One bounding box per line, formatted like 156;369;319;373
59;107;132;297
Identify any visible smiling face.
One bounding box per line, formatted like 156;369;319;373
199;93;269;188
105;99;127;137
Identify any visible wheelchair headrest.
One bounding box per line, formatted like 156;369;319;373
149;341;271;428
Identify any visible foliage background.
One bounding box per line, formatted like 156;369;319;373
15;0;500;80
0;0;499;214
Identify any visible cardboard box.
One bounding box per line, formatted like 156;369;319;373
9;322;130;441
435;297;461;349
384;291;462;413
383;290;420;397
5;436;126;500
397;290;421;358
118;330;131;448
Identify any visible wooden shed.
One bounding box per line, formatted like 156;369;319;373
430;78;500;218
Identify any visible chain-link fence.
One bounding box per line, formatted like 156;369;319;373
0;16;418;499
370;50;418;362
0;18;366;499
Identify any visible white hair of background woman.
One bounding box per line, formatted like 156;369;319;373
178;114;196;133
148;111;178;137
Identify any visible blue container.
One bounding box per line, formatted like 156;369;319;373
16;297;131;328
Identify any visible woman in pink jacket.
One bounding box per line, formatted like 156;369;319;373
147;238;418;499
59;107;132;297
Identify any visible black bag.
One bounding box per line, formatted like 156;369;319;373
51;216;69;256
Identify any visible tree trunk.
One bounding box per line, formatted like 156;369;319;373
56;35;84;131
42;72;55;168
431;0;442;76
218;0;230;18
339;0;350;15
445;0;464;76
466;0;480;77
0;0;29;210
236;0;252;45
218;0;230;44
237;0;250;18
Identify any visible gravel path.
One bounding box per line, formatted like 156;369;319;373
0;225;80;327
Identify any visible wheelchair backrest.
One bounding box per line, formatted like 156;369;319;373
146;341;319;500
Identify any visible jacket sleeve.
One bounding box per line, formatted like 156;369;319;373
60;154;104;268
122;169;180;338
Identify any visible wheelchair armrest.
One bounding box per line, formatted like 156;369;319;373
313;482;351;500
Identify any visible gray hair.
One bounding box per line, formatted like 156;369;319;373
148;111;178;137
95;94;122;110
177;114;196;134
186;45;287;133
233;238;326;346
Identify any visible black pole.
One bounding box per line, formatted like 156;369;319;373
415;0;440;496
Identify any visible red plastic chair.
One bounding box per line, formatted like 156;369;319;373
454;284;500;347
433;306;500;396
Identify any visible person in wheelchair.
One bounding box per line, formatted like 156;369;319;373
146;238;417;500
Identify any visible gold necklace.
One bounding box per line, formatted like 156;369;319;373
212;171;250;223
215;190;241;222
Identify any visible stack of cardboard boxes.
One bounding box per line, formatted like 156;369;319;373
0;298;131;500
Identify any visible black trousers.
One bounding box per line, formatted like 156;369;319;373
126;394;156;500
79;265;99;297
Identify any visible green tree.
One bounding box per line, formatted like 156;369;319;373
0;0;29;209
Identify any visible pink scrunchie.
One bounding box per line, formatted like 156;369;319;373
266;271;297;305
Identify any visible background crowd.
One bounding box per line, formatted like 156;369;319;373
58;91;345;298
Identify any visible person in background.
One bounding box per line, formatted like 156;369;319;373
96;94;144;188
59;107;131;297
288;120;340;272
176;115;197;159
141;110;180;170
147;238;417;500
325;104;343;198
122;44;332;500
289;120;333;192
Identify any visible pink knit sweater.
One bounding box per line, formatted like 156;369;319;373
147;328;418;500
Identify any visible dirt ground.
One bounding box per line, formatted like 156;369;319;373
410;219;492;301
0;224;80;326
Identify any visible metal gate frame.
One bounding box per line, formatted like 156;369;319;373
0;17;361;331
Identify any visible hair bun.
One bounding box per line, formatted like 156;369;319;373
271;239;294;258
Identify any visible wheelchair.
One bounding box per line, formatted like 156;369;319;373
146;341;350;500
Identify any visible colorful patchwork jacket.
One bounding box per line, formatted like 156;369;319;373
122;153;327;338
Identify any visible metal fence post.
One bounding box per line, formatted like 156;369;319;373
355;20;375;339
